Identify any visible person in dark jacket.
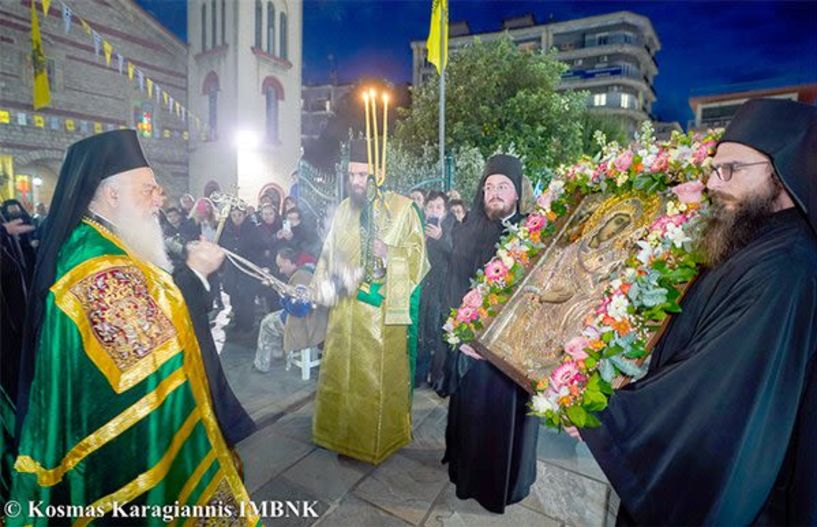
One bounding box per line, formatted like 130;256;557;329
441;154;539;514
219;206;258;333
415;190;455;389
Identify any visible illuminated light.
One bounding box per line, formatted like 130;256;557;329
234;130;259;149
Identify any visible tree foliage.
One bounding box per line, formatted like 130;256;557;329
394;36;588;191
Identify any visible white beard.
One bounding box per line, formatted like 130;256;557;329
110;200;172;272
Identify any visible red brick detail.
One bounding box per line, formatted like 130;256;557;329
251;47;293;70
261;76;285;100
203;71;220;95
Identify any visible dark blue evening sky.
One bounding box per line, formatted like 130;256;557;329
135;0;817;125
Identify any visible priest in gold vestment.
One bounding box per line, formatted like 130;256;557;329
311;141;428;464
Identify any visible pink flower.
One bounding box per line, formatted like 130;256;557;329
455;306;479;323
614;150;634;172
564;336;590;360
671;180;705;204
650;216;669;231
650;152;669;173
525;214;547;233
536;191;553;210
462;288;484;309
693;144;709;164
484;259;509;283
550;362;582;390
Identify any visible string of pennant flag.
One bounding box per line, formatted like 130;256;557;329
0;107;191;141
26;0;208;138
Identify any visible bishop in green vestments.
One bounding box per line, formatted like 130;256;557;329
9;130;257;526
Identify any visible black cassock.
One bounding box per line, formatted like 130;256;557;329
583;208;817;525
173;265;256;447
442;154;539;514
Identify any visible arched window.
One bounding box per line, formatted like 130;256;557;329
203;72;219;141
262;77;284;143
211;0;216;48
266;87;279;143
266;2;275;55
201;3;207;51
254;0;262;49
221;0;226;45
279;12;287;59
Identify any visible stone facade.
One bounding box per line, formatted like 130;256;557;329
0;0;189;206
187;0;302;210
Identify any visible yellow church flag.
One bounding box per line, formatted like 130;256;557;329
81;18;91;35
146;78;153;97
175;101;180;116
426;0;448;75
94;122;102;133
127;62;134;80
102;40;113;67
65;119;75;131
162;91;168;106
42;0;51;16
0;110;9;124
34;114;45;128
31;2;51;110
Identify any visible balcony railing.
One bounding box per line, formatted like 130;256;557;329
560;64;644;83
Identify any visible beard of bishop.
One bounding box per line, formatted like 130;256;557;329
109;192;172;272
699;176;783;268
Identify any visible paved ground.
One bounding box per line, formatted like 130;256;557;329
214;298;616;526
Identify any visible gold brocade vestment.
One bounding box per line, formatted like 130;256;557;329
311;193;428;464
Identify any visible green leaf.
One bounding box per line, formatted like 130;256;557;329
565;405;588;428
601;331;614;344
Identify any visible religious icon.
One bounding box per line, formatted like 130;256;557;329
476;191;665;391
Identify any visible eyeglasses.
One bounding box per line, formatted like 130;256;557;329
483;183;514;194
710;161;770;182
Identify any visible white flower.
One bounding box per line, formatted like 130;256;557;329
549;180;566;198
607;293;630;320
636;241;655;265
531;393;557;414
497;249;515;269
445;333;461;346
610;279;623;290
672;145;694;162
666;201;680;216
665;223;691;248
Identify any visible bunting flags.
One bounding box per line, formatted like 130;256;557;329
92;30;101;59
102;40;112;67
62;3;71;33
31;2;52;110
26;0;205;137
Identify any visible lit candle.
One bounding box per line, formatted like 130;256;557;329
370;89;380;182
363;91;373;176
380;93;389;186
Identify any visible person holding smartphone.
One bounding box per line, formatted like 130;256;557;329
416;191;455;390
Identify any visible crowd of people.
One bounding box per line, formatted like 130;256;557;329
1;98;815;525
